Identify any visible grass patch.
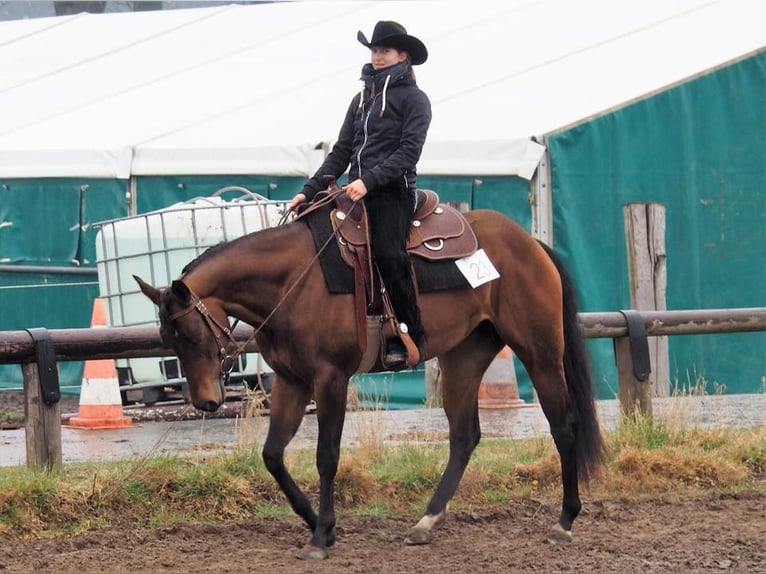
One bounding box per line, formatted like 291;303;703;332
0;411;764;538
0;410;24;426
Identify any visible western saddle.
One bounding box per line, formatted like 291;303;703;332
300;185;478;370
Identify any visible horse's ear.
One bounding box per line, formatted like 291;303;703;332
171;280;192;304
133;275;162;306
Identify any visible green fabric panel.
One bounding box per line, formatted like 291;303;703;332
417;175;473;205
268;180;307;202
1;180;80;265
0;178;127;266
418;175;532;228
0;179;127;393
351;369;427;410
0;273;100;392
80;180;129;265
0;273;98;329
548;53;766;397
135;175;305;212
471;176;532;231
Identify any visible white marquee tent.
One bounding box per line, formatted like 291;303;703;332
0;0;763;179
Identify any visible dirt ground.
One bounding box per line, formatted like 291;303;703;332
0;491;764;573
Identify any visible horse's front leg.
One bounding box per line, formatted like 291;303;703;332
261;376;318;532
297;374;349;560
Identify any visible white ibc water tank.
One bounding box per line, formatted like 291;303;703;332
95;192;287;397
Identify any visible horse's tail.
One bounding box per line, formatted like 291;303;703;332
538;241;606;481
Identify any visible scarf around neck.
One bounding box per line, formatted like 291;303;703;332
358;61;412;115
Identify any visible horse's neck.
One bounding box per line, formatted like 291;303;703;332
184;227;303;324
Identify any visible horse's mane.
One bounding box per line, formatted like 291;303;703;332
182;241;229;275
180;223;294;275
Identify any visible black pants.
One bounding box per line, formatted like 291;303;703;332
365;183;424;346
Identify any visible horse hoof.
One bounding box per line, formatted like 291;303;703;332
546;523;573;545
296;545;330;560
405;527;433;546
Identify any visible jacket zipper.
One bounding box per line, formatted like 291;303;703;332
356;93;379;180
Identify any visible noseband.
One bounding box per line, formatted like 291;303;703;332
168;291;245;384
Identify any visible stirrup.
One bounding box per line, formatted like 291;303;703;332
382;339;408;369
399;323;421;366
380;314;422;369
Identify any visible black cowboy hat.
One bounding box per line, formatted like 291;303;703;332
357;20;428;65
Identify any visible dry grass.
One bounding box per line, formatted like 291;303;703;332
0;402;764;538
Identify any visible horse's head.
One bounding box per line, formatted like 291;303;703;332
134;275;230;412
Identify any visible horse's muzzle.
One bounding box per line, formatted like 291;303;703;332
192;377;225;412
196;399;221;413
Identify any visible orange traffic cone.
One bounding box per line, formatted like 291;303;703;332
65;298;132;429
478;346;526;409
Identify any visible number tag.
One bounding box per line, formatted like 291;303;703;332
455;248;500;288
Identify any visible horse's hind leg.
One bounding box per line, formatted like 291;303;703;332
523;358;582;544
406;326;501;545
514;238;604;543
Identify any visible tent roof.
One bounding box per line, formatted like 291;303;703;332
0;0;763;178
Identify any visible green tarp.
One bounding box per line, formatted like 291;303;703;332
0;178;126;392
548;53;766;397
0;178;127;267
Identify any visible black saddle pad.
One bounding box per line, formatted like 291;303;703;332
302;203;470;295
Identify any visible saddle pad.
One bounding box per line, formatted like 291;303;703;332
303;204;470;294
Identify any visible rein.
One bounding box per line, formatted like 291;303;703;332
170;188;355;382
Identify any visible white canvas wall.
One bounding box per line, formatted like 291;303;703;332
0;0;762;178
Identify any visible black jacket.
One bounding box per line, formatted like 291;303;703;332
302;61;432;200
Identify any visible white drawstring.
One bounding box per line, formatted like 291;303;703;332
379;74;391;117
357;84;364;111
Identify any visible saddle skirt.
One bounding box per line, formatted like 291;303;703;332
329;189;478;269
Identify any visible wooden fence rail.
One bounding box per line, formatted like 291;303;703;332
0;324;259;364
3;308;765;365
579;308;766;337
1;307;765;470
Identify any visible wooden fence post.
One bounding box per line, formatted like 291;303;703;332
615;338;652;416
623;202;669;403
22;362;62;470
424;359;442;407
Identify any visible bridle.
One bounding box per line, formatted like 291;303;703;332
168;293;245;384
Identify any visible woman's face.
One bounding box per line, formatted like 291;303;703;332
370;46;408;70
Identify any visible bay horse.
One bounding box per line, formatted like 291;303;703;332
135;204;604;560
